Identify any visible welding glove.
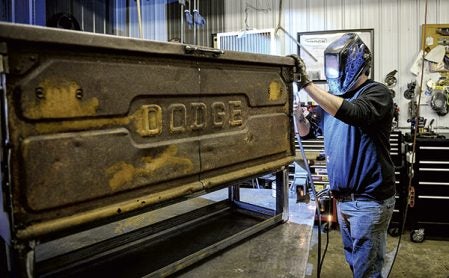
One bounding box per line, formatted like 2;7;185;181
184;10;193;29
288;54;312;90
193;10;206;27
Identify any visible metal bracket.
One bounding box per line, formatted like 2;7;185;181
0;47;12;215
0;54;7;75
184;45;224;57
0;42;7;74
281;66;295;83
408;186;415;208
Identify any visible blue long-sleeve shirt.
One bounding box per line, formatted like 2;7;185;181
318;79;396;200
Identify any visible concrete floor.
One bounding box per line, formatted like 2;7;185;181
182;188;449;278
35;186;449;277
36;187;316;277
306;226;449;278
176;188;316;278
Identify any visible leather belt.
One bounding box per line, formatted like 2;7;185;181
332;192;371;202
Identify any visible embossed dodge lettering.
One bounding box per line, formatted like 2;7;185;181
136;100;245;137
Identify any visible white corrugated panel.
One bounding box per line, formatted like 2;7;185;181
114;0;167;41
217;28;276;55
128;0;140;38
114;0;127;36
142;0;167;41
379;0;400;80
343;0;362;28
226;0;449;130
224;0;275;32
309;0;326;31
325;0;344;30
224;1;244;32
438;0;449;22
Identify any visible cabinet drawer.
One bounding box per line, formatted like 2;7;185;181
414;197;449;222
416;145;449;161
417;165;449;182
415;184;449;197
390;132;403;166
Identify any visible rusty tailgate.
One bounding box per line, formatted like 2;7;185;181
0;23;296;239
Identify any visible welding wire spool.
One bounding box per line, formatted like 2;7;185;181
387;0;429;277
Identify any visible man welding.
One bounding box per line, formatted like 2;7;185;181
293;33;396;278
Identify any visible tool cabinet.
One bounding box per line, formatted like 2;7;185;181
408;137;449;242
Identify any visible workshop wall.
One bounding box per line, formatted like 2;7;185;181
2;0;448;131
224;0;449;132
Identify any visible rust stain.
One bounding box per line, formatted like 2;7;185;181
268;80;283;101
24;78;99;119
106;162;136;191
33;106;145;134
106;145;194;191
16;181;205;239
113;217;145;234
133;105;163;137
35;117;131;133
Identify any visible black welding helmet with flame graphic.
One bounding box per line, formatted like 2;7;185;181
324;33;372;95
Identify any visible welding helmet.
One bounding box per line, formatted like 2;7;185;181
324;33;372;95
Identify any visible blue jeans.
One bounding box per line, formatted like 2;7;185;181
336;196;395;278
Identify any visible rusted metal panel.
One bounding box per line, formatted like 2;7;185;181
0;22;295;240
197;62;293;187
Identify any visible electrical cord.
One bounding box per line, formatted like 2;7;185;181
293;104;326;278
318;189;331;272
387;1;428;277
295;129;323;278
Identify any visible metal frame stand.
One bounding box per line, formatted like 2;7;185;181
5;169;289;277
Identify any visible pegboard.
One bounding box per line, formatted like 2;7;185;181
421;24;449;51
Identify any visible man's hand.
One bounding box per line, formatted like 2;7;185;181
293;102;311;137
293;102;306;123
288;55;343;117
288;54;312;90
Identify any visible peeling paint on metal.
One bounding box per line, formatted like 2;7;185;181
133;104;163;137
23;78;99;118
34;118;131;133
268;80;283;101
33;105;157;134
106;145;194;191
15;181;205;239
